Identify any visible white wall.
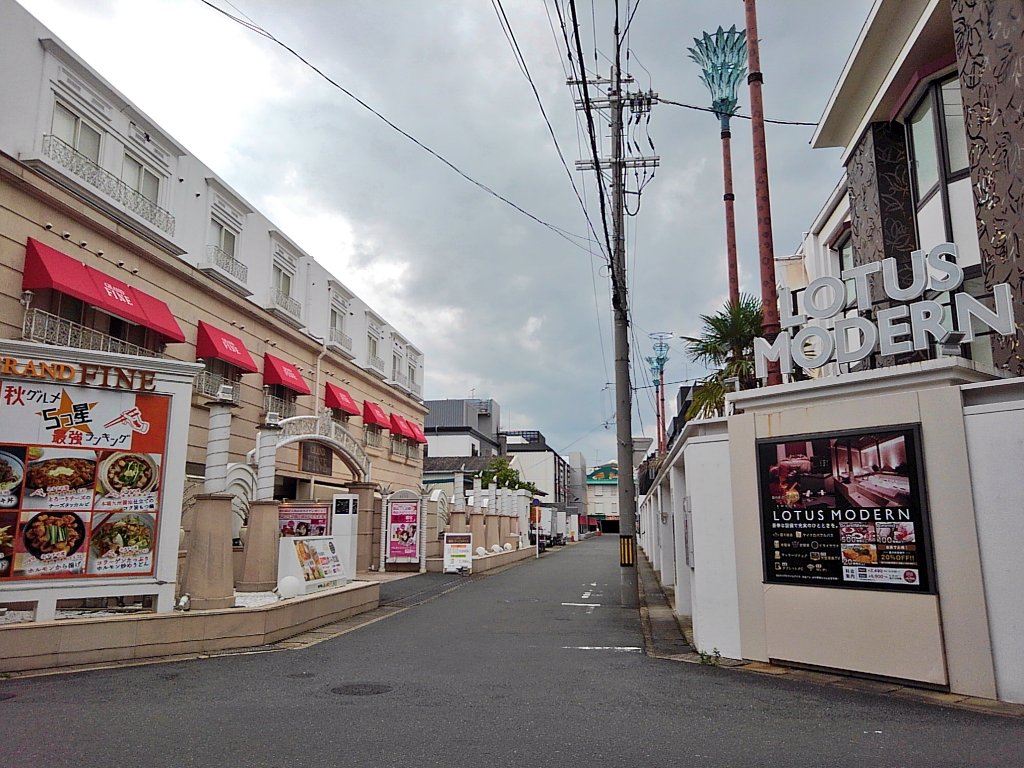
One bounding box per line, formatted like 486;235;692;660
427;433;480;458
963;379;1024;704
683;425;742;659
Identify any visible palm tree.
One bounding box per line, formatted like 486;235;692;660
683;293;763;419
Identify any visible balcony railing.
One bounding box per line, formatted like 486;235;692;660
193;370;241;404
203;244;248;284
409;379;422;397
394;372;410;389
329;327;353;352
263;393;297;420
23;308;160;358
41;135;175;236
367;354;386;375
364;428;383;448
269;289;302;319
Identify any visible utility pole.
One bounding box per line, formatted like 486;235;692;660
571;4;658;607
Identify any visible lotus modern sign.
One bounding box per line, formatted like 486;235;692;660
754;243;1016;378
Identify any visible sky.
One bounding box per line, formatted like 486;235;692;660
16;0;874;467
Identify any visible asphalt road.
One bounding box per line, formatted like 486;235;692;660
3;537;1023;768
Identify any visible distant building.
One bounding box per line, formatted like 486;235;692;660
586;462;618;533
424;398;501;458
504;430;571;509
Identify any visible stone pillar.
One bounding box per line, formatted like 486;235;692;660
255;425;280;501
237;500;280;592
204;401;234;494
424;496;442;559
469;487;486;554
349;481;378;573
180;494;235;610
952;0;1024;374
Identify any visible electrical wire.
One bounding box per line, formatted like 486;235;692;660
198;0;601;255
657;96;818;126
491;0;608;262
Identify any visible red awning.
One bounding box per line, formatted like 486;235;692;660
22;238;185;342
263;353;311;395
196;321;257;373
389;413;416;440
407;421;428;444
362;401;390;428
325;382;360;415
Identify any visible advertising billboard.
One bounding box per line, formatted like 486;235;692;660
756;426;935;593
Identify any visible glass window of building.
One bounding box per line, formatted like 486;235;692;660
123;154;159;202
51;102;101;163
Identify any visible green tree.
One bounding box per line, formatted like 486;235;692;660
478;457;539;495
683;292;763;419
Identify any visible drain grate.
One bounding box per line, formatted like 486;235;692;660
331;683;392;696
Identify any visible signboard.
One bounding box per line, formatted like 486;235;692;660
299;441;333;475
277;536;343;593
0;376;169;581
278;503;330;537
442;532;472;574
757;426;934;592
385;498;420;563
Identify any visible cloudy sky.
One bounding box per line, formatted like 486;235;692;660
18;0;873;466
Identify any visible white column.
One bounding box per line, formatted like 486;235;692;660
256;427;279;501
204;402;233;494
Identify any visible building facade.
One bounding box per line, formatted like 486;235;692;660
0;0;427;569
423;398;501;458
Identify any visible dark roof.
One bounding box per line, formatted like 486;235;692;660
423;456;494;473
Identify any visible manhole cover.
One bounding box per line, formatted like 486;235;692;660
331;683;392;696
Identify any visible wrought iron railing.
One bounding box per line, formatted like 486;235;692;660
23;308;160;358
193;370;241;404
270;289;301;319
394;372;410;389
263;393;297;420
364;427;383;448
368;354;386;374
409;379;422;396
41;135;175;236
204;244;248;284
329;327;353;352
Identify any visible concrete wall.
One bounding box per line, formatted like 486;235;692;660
962;379;1024;704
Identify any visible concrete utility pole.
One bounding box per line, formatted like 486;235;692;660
571;3;659;607
743;0;782;385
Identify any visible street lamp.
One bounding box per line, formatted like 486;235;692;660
688;25;747;307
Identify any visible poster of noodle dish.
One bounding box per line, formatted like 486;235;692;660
0;377;168;580
756;426;935;593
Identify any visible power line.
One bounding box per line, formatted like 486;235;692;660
657;95;818;126
491;0;608;261
199;0;601;256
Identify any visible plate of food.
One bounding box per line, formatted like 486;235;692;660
99;452;158;494
841;543;878;565
0;451;23;502
90;513;154;558
22;512;86;559
25;453;97;491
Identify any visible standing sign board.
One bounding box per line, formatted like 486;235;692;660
0;340;198;617
756;426;935;593
277;536;345;593
385;498;421;564
443;532;472;574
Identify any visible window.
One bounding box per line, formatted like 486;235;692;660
407;360;417;386
907;75;970;207
211;219;237;257
368;335;378;359
364;424;382;448
273;264;292;297
392;354;401;380
52;102;101;163
836;234;856;307
123;154;159;203
330;307;345;333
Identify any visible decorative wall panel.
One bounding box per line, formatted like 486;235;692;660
952;0;1024;373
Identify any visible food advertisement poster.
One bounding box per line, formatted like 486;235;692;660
756;426;934;593
279;504;330;537
386;499;420;563
0;377;168;580
292;537;343;583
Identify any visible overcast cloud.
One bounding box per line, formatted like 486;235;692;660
17;0;873;465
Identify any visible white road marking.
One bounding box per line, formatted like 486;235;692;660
562;646;642;652
561;602;601;607
581;591;592;599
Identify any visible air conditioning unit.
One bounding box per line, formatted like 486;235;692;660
264;411;281;426
216;383;236;401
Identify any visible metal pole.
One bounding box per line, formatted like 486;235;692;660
743;0;782;384
721;119;740;306
611;12;639;607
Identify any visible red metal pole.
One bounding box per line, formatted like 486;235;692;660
743;0;782;385
658;367;666;454
721;126;740;307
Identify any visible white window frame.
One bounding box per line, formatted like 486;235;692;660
52;101;102;163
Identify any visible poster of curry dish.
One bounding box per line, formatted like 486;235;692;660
756;426;935;593
0;376;169;581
